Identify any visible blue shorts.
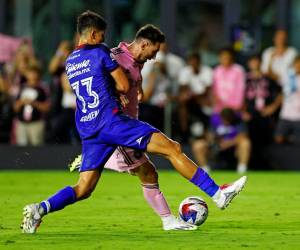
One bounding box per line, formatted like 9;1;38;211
80;112;159;172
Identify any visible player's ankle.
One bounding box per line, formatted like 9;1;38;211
212;188;221;202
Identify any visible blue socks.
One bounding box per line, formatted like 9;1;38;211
190;168;219;197
40;186;77;214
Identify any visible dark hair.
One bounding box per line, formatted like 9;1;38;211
219;47;235;56
77;10;107;35
135;24;165;44
247;54;261;62
220;108;238;124
187;52;201;62
27;65;41;75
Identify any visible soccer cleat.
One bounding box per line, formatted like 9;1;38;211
213;176;247;210
21;204;43;233
69;154;82;172
162;215;198;231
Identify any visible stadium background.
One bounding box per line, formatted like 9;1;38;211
1;0;300;170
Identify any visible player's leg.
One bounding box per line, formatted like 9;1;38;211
235;135;251;174
102;113;247;209
130;161;197;230
146;132;247;209
21;170;100;233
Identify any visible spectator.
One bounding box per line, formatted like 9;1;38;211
274;55;300;145
192;108;251;174
243;55;282;168
140;56;171;131
196;32;218;67
177;53;213;140
142;42;184;94
0;70;13;143
261;29;297;83
48;40;73;116
213;48;246;113
4;40;39;99
49;73;79;144
13;66;50;146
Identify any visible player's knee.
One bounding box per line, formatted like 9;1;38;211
170;140;183;157
144;168;158;183
137;163;158;183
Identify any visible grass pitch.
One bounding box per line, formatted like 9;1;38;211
0;170;300;250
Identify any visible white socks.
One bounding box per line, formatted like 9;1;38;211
237;163;247;174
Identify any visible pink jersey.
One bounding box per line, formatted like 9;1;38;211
105;42;148;173
111;42;143;118
213;64;245;112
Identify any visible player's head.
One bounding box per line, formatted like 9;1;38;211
134;24;165;63
293;55;300;74
219;48;235;67
77;10;107;44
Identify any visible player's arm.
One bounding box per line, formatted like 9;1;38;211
110;67;130;94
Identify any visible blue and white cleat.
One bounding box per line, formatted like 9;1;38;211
21;204;43;233
162;215;198;231
213;176;247;210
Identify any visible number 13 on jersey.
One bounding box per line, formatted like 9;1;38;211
71;76;99;113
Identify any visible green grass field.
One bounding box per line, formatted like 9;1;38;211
0;170;300;250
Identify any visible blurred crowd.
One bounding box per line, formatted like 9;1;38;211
1;29;300;172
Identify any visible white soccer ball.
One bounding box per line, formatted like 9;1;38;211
178;196;208;226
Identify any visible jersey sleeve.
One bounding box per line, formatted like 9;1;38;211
100;45;119;72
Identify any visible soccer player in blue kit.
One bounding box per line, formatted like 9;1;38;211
21;10;247;233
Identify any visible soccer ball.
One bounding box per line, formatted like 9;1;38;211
179;196;208;226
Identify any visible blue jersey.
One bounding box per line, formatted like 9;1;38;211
66;44;159;172
65;44;119;139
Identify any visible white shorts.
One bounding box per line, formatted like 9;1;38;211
104;146;149;173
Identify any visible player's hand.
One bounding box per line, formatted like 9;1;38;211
119;94;129;108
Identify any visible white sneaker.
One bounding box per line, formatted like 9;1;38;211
21;204;43;233
162;215;198;231
213;176;247;210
